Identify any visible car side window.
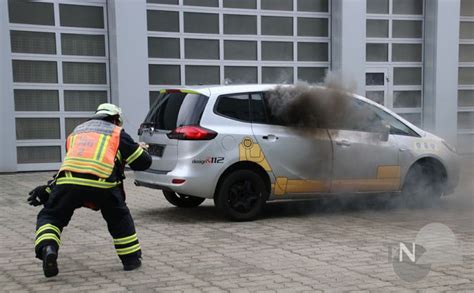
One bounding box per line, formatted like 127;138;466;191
215;94;250;122
250;93;268;124
317;96;383;132
256;91;382;130
342;99;384;132
250;92;286;125
368;104;419;137
330;97;419;136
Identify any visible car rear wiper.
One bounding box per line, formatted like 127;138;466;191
138;121;155;135
141;122;155;127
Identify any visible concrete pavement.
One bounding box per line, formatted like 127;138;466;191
0;156;472;292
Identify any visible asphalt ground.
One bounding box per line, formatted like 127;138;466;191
0;156;472;292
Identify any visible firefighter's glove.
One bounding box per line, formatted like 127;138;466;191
139;142;149;150
27;185;51;206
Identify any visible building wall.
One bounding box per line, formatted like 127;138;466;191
423;0;460;146
0;0;470;172
108;0;149;141
0;0;17;172
331;0;366;95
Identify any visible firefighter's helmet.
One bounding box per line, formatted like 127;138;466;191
93;103;123;126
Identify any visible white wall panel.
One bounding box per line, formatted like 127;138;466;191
0;0;17;172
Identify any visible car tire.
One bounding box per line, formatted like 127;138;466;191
215;169;269;221
163;190;205;208
401;163;443;207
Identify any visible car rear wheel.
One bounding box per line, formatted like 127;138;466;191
401;163;444;207
215;169;268;221
163;191;205;208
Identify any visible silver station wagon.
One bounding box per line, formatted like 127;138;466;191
134;84;460;221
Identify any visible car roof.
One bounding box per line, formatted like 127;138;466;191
207;84;281;95
161;84;282;96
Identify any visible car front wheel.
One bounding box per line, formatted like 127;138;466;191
215;169;268;221
401;163;444;207
163;191;205;208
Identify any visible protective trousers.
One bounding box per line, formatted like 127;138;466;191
35;184;141;265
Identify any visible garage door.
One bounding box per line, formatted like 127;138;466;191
8;0;110;171
458;0;474;153
147;0;331;106
365;0;424;127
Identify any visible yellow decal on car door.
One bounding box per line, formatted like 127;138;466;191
239;137;272;172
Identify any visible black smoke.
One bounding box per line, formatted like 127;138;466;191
266;73;384;134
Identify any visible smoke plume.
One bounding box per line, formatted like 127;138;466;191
263;71;465;210
266;72;383;134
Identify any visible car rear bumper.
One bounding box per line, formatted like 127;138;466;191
134;169;215;199
134;179;173;191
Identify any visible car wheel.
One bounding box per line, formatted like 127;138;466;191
163;190;205;208
215;169;268;221
401;163;443;207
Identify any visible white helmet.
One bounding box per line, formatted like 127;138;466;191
93;103;123;126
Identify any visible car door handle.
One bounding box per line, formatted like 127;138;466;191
262;134;279;141
335;139;351;147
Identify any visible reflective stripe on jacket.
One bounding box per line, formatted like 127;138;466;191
56;171;121;189
59;120;122;179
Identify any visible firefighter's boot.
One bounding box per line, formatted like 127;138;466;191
122;256;141;271
42;245;58;277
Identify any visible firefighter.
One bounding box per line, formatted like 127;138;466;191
28;103;152;277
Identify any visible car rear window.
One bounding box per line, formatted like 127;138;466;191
145;92;208;130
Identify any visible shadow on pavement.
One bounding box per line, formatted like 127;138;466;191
138;155;473;223
137;205;224;223
137;193;449;223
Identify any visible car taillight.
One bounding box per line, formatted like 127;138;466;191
167;126;217;140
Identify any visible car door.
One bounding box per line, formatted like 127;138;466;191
249;93;333;196
328;97;401;193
